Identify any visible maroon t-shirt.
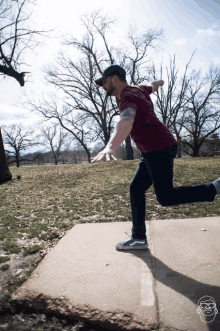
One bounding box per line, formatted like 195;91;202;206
119;85;177;153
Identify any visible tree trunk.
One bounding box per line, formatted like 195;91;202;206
177;137;182;158
54;153;58;165
85;147;91;163
125;136;134;160
16;153;20;167
193;149;200;157
193;138;200;157
0;128;12;184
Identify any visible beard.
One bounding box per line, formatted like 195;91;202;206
106;82;116;96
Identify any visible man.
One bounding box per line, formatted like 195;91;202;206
91;65;220;251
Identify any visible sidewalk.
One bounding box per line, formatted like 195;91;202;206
150;217;220;331
11;217;220;331
12;222;157;331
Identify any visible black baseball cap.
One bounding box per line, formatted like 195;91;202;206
95;65;126;87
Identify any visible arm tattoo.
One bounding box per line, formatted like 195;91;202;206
120;107;136;123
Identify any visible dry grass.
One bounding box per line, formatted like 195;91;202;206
0;157;219;316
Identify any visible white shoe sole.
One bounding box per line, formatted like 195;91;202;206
116;244;149;250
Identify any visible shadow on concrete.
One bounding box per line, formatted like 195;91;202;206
122;249;220;331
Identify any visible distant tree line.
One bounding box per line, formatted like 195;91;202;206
2;122;220;167
2;122;143;167
5;144;142;167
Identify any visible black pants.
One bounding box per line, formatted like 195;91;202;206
130;143;217;239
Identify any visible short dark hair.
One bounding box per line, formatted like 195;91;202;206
117;75;127;83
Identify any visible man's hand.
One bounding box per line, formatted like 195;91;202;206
151;80;164;93
91;110;134;164
91;146;117;163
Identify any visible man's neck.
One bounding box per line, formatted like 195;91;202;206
118;83;128;99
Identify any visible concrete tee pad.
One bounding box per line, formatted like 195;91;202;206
150;217;220;331
12;222;157;331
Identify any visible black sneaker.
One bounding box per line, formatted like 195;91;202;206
116;232;148;250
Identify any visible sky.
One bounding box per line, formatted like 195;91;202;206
0;0;220;151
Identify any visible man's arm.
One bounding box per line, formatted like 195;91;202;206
91;107;136;163
107;107;136;151
151;80;164;93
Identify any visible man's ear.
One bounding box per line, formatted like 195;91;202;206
112;75;117;85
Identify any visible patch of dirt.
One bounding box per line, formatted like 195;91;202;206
0;311;101;331
0;310;187;331
0;233;64;307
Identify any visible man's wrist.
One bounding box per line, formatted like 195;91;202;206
104;145;115;153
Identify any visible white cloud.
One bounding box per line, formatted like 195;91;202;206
196;24;220;38
0;104;39;127
174;38;187;46
212;57;220;65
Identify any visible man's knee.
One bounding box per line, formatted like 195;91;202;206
159;199;172;207
129;181;140;193
129;181;148;194
156;194;174;207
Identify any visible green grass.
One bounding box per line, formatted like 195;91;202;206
23;244;42;256
2;240;21;254
0;256;10;263
0;264;9;271
0;158;219;309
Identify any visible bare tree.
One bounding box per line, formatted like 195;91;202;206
178;65;220;156
31;151;45;165
0;0;48;85
2;124;38;167
149;51;196;157
40;125;68;165
33;10;164;161
150;52;220;157
28;96;94;162
0;0;49;183
207;133;220;156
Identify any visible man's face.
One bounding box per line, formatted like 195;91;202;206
103;76;116;96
